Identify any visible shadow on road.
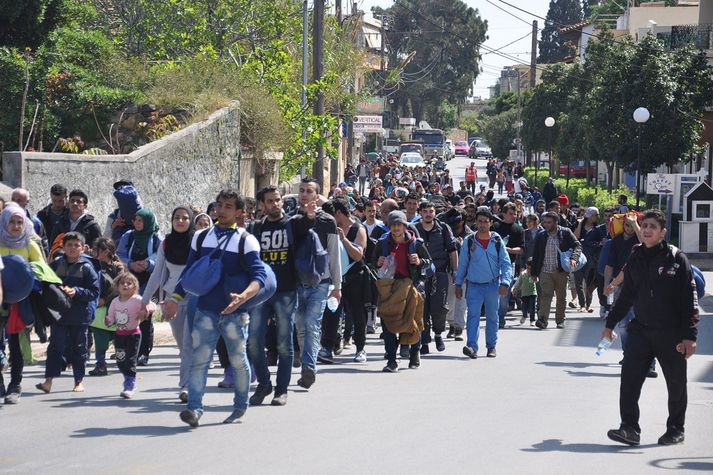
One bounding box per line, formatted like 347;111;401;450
46;395;179;413
71;425;188;438
650;457;713;471
522;438;655;454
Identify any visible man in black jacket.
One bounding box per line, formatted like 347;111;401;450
51;190;102;250
530;212;582;329
604;210;699;447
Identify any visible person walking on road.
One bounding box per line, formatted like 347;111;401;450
530;212;582;329
166;190;267;427
248;187;316;407
604;209;699;447
455;209;512;359
415;201;458;353
465;162;478;195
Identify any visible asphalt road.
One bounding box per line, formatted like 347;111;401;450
2;294;712;474
2;157;711;474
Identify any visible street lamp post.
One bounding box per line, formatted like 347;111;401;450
633;107;650;208
545;116;555;180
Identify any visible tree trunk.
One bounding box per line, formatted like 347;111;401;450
606;161;614;192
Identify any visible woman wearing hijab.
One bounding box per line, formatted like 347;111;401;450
141;207;193;394
0;205;45;404
117;208;162;366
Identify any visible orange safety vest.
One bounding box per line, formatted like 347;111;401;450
465;167;477;182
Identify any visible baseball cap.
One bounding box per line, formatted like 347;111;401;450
388;210;409;227
584;206;599;218
113;179;133;190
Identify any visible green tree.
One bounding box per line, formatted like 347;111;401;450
0;0;65;49
381;0;487;123
483;108;517;160
538;0;583;64
459;110;483;134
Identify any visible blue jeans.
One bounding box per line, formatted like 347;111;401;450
465;281;500;352
188;308;250;415
295;283;331;371
248;290;296;394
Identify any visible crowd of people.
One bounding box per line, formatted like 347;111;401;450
0;155;702;443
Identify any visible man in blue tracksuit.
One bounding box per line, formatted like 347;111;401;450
455;208;512;359
165;190;267;427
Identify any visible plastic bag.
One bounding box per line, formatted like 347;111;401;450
377;253;396;280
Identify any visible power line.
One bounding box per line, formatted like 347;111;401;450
482;30;532;56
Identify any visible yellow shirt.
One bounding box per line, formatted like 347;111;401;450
0;239;45;263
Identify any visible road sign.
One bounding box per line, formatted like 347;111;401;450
354;115;383;133
646;173;675;195
356;97;385;114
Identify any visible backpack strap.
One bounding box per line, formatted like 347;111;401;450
194;227;212;258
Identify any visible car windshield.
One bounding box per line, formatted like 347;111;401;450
401;155;422;163
455;141;468;147
401;144;421;153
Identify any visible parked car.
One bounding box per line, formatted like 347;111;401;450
469;139;492;158
559;160;596;178
399;152;426;169
453;140;469;156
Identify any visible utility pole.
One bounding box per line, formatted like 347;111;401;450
516;69;522;164
301;0;309;178
330;0;344;186
530;20;537;89
527;20;537;167
312;0;325;186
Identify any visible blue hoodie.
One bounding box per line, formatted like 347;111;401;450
455;231;512;288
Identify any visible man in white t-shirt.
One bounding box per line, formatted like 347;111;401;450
363;201;384;237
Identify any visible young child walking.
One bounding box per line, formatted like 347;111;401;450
105;272;154;398
512;258;538;326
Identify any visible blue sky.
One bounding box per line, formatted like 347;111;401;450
356;0;553;98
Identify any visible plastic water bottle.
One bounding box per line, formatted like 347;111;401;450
607;292;615;306
595;335;617;356
326;297;339;312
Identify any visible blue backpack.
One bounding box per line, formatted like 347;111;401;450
692;265;705;300
226;232;277;311
285;217;329;287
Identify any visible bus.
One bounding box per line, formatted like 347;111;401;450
411;128;445;158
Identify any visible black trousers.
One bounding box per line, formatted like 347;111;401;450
138;315;153;357
521;295;536;322
421;272;449;344
382;320;420;363
620;321;687;433
7;333;23;390
323;270;367;352
115;333;141;378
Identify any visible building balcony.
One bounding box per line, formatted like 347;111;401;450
656;24;713;51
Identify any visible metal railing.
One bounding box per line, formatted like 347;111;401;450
657;24;713;50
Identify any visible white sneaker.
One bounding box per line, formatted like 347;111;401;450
354;350;367;363
120;389;134;399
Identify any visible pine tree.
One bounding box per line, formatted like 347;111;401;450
538;0;584;64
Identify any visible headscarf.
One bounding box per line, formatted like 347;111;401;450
132;208;159;254
164;206;194;265
0;205;35;250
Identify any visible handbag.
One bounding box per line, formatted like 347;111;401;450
558;249;587;273
181;231;232;296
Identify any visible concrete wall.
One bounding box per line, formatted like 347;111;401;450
1;102;278;233
627;6;699;38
